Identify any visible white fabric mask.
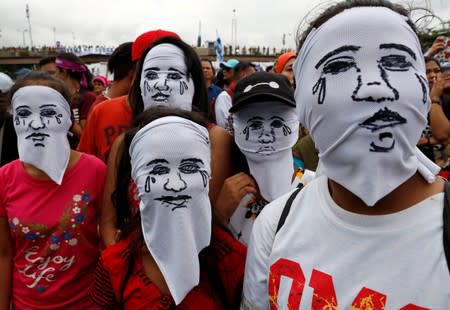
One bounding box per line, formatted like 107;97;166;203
232;102;299;201
12;85;72;185
295;7;439;206
130;116;211;305
140;44;195;111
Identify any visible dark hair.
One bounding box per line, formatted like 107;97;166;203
38;56;56;68
201;58;216;76
56;52;94;91
112;107;230;308
108;42;134;81
424;56;442;70
296;0;416;51
9;71;72;104
233;61;255;80
128;36;208;120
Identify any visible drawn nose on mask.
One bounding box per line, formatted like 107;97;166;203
29;116;46;130
163;172;187;192
258;129;275;144
155;79;170;91
352;70;398;103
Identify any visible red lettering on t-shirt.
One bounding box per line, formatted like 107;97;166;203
309;269;338;309
269;258;305;310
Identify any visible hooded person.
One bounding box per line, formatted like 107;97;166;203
216;72;314;245
241;2;449;309
90;109;246;309
0;71;106;310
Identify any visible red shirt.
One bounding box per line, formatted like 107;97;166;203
77;96;132;162
90;227;246;309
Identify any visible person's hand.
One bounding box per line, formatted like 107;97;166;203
430;74;445;102
426;36;446;57
213;172;258;225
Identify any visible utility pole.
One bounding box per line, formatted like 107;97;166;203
197;20;201;48
231;9;237;55
26;4;34;47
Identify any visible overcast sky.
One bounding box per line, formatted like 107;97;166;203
1;0;449;51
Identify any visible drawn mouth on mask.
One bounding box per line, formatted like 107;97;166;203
154;195;192;211
25;133;50;147
256;146;276;155
358;107;407;132
152;92;170;103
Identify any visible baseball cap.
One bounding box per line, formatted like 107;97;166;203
220;59;239;69
230;72;295;113
275;51;296;73
132;29;180;61
0;72;13;94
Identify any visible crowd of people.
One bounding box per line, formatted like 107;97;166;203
0;0;450;309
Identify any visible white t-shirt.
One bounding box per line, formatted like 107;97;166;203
242;175;450;309
214;91;232;131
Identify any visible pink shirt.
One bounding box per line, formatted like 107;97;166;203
0;154;106;310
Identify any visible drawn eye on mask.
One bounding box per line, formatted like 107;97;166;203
144;157;208;211
242;116;292;154
15;104;63;148
142;67;190;105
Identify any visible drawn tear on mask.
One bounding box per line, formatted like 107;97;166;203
312;76;326;104
415;73;428;104
242;116;293;154
358;107;407;152
143;157;209;211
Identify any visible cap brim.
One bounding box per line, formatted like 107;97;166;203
229;94;296;113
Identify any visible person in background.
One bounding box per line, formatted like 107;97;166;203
425;35;447;58
0;72;18;166
219;59;239;92
0;71;106;310
99;35;234;248
242;1;449;308
77;31;179;163
274;51;296;88
201;58;222;124
215;61;256;131
55;52;96;147
38;56;57;75
214;72;312;246
90;108;245;309
92;75;108;97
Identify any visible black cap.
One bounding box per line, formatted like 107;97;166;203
230;72;295;113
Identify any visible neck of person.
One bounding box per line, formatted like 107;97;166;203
23;150;80;181
204;79;212;89
106;79;130;99
328;172;444;215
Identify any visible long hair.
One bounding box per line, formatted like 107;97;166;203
128;36;208;120
111;107;230;308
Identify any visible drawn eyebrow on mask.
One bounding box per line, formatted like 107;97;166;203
146;158;169;166
168;67;186;75
144;67;160;72
247;116;264;123
379;43;416;60
180;158;204;164
16;105;31;109
40;104;57;108
315;45;361;69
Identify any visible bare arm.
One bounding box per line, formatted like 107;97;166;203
0;217;13;310
429;76;450;144
209;125;234;205
99;134;124;247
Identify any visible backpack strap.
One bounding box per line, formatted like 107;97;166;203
443;181;450;272
276;184;304;234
